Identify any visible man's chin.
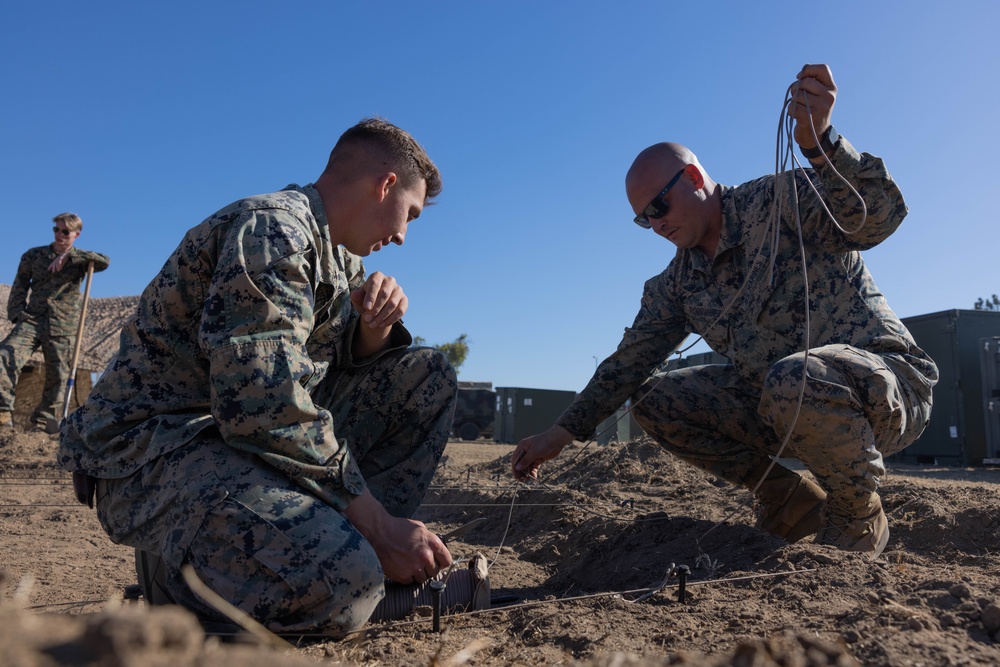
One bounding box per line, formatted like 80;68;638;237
341;242;372;257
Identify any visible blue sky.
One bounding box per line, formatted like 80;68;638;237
2;2;996;391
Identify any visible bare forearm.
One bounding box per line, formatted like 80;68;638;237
352;324;393;360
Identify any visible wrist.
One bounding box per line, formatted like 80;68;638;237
800;125;840;160
344;489;389;542
352;321;393;359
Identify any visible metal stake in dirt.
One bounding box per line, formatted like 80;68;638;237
54;261;95;429
430;580;446;632
676;565;690;604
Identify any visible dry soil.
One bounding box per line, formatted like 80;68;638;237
2;429;999;666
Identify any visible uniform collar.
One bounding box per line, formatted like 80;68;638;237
292;183;340;285
681;186;740;274
716;185;744;256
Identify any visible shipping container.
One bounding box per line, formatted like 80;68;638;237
981;336;1000;464
493;387;577;444
897;309;1000;465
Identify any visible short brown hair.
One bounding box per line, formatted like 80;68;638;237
328;118;442;204
53;212;82;232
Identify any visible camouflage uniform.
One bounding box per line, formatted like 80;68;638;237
557;137;937;508
1;244;110;426
58;184;457;632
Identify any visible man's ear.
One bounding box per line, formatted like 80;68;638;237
377;172;398;202
685;164;704;190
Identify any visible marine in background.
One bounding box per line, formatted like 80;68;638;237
1;213;110;432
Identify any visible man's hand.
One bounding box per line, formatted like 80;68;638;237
511;425;574;481
789;64;838;154
350;272;408;359
344;489;452;584
72;471;96;509
48;252;70;273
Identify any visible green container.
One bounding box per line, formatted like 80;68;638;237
899;309;1000;465
981;336;1000;463
494;387;577;444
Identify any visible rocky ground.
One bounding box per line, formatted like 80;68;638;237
1;428;999;666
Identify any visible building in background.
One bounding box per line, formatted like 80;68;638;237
897;309;1000;465
493;387;577;444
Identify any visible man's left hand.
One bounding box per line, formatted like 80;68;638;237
350;272;408;330
350;272;408;358
789;64;838;153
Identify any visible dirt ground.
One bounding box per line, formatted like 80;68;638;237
1;428;999;666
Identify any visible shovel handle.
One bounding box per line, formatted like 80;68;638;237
61;262;95;421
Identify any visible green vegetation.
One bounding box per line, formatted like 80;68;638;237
413;333;469;373
974;294;999;311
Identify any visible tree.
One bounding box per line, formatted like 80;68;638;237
412;333;469;374
974;294;999;311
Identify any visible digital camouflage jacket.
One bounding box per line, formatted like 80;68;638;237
58;184;411;511
8;245;110;336
558;137;938;439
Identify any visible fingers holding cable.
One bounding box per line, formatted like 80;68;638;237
789;63;838;150
512;425;574;481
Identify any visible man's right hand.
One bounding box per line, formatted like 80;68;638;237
344;489;452;584
511;425;574;481
48;251;70;273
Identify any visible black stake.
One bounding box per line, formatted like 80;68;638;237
430;580;446;632
676;565;690;603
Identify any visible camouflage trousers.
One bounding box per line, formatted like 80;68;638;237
0;319;73;425
96;346;457;633
632;344;932;506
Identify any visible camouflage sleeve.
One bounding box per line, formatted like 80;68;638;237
70;249;111;273
7;252;32;321
556;271;689;440
790;135;908;252
200;211;365;511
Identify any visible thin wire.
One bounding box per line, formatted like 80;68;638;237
699;83;868;543
27;598;111;610
488;484;518;569
232;567;820;642
0;482;72;486
536;478;672;524
421;502;579;508
522;83;871;559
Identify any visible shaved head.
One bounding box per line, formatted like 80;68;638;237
624;141;722;256
626;143;704;211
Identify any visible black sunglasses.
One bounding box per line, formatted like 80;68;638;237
633;167;686;228
52;226;73;236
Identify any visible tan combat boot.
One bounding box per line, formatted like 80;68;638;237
817;492;889;559
0;411;13;431
749;462;827;543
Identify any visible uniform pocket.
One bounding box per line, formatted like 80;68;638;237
184;495;337;614
830;346;905;453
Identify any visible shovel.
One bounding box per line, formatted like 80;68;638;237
45;261;94;434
